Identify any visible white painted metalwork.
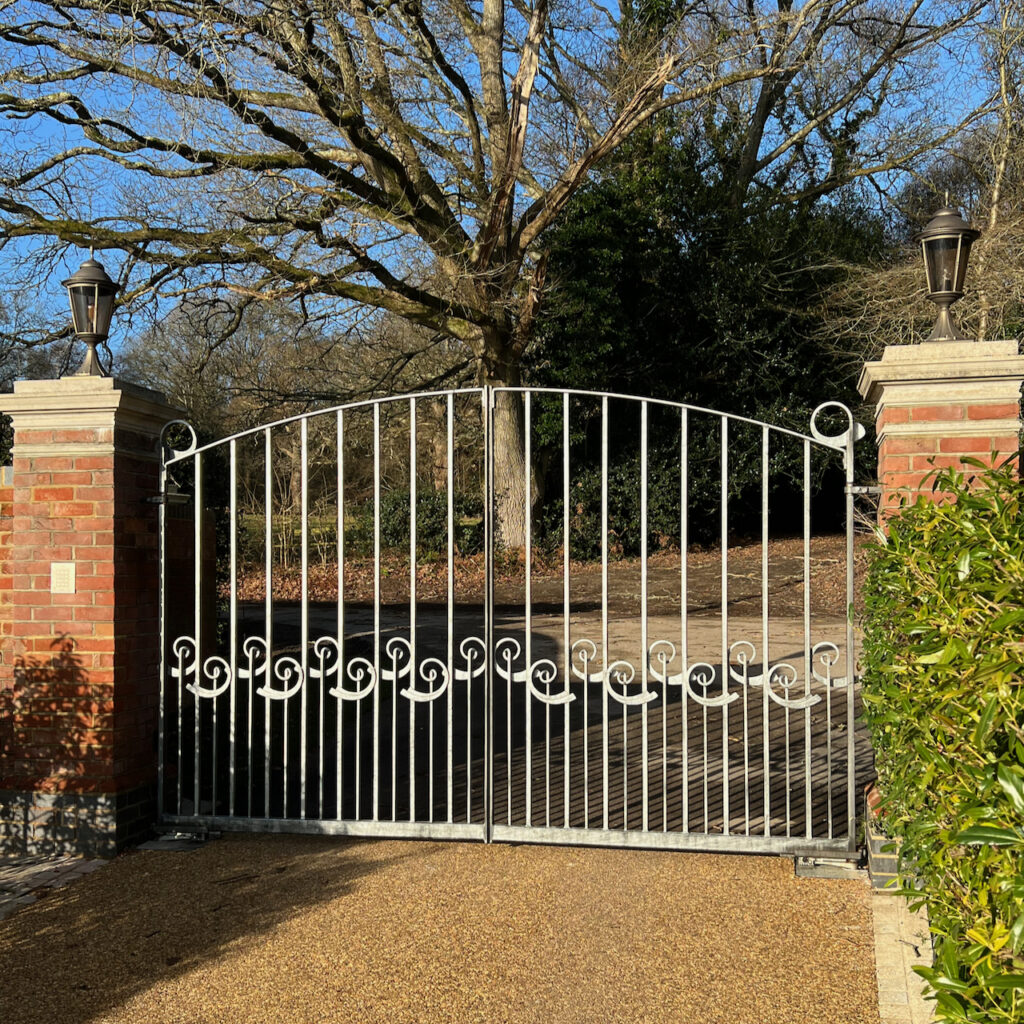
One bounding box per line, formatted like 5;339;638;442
158;387;865;856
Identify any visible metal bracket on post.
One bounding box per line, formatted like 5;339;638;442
145;490;191;506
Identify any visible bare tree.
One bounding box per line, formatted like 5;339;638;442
974;0;1024;341
817;0;1024;359
0;0;991;542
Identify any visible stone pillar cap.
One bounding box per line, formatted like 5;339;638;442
0;375;181;435
858;339;1024;406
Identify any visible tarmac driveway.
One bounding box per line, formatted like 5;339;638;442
0;834;879;1024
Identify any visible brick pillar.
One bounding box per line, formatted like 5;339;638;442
858;340;1024;518
0;377;180;856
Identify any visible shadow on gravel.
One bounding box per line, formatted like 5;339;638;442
0;834;429;1024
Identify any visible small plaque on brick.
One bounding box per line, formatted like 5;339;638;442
51;562;76;594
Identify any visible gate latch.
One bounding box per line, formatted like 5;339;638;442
145;489;191;506
846;484;882;496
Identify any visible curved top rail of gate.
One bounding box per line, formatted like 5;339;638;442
160;386;862;464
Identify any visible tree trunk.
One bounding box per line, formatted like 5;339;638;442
491;388;529;549
424;398;449;492
478;328;529;550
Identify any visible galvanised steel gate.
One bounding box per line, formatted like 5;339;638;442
158;388;867;857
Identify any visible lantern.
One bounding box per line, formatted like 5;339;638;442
914;206;980;342
62;253;118;375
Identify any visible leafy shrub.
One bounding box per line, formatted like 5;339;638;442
534;445;683;558
235;489;484;567
861;460;1024;1023
378;488;483;556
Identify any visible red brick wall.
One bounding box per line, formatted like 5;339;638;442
876;401;1021;517
0;427;160;800
0;481;13;694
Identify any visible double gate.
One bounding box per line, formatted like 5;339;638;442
158;388;867;857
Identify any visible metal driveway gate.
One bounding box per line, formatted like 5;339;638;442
158;388;865;857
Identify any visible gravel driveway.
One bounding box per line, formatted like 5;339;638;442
0;835;879;1024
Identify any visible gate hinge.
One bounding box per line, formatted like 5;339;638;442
846;484;882;496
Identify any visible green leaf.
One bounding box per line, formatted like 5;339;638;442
990;609;1024;630
997;765;1024;817
931;991;971;1021
1009;913;1024;955
956;550;971;580
973;696;1000;747
955;825;1024;846
918;642;952;665
987;973;1024;990
914;965;971;992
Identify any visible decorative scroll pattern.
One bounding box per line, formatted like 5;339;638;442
171;636;231;699
172;633;843;709
171;634;458;703
811;642;848;688
498;637;573;705
571;639;659;706
650;640;738;708
728;641;821;710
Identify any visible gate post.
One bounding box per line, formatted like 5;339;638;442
0;376;180;856
857;340;1024;518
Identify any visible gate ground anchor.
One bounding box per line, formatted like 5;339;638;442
794;856;867;881
138;827;220;851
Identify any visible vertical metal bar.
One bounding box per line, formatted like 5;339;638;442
447;395;454;823
680;409;688;834
337;410;345;820
507;620;512;825
466;630;472;825
264;429;272;817
511;397;523;826
211;450;219;818
483;387;495;841
373;403;381;821
804;439;813;839
845;426;857;850
752;427;766;835
391;415;398;823
622;684;628;831
762;429;772;838
720;419;729;833
601;397;609;830
391;638;397;822
525;391;533;827
175;460;184;816
466;401;476;824
562;392;571;827
157;457;168;820
316;434;325;822
282;447;290;819
300;417;309;819
661;403;668;832
409;398;417;822
354;420;363;818
784;682;792;835
579;397;588;829
193;451;202;817
545;680;551;826
230;439;238;818
824;465;833;840
640;401;649;832
701;693;708;829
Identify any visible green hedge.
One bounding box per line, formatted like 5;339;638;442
861;461;1024;1023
